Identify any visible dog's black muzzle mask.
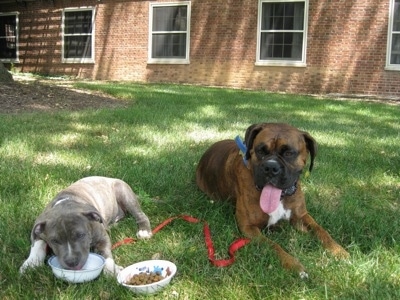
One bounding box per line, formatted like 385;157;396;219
253;156;302;191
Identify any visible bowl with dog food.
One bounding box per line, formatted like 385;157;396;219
117;260;177;294
48;253;106;283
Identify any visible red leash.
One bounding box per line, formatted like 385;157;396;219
112;215;251;267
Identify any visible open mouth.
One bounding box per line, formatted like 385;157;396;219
63;261;85;271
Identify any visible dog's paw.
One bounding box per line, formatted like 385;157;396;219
19;259;43;274
330;245;350;259
136;230;152;239
112;265;124;276
20;240;47;274
103;258;123;277
299;271;309;279
19;263;29;274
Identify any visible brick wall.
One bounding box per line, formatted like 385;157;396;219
2;0;400;97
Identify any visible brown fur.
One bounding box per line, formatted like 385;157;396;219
196;123;348;277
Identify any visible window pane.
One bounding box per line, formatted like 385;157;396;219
0;15;17;59
390;33;400;64
153;6;187;31
64;11;92;34
0;15;16;36
260;32;303;60
151;4;189;60
152;33;186;58
64;36;92;58
262;2;304;30
393;0;400;31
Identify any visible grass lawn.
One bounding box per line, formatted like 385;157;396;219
0;81;399;299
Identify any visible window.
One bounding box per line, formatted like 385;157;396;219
386;0;400;70
148;2;191;64
62;8;95;63
0;12;18;62
256;0;308;67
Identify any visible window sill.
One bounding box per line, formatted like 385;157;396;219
255;61;306;67
385;66;400;71
147;59;190;65
0;59;19;63
62;59;95;64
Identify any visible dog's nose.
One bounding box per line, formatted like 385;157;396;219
64;257;80;269
264;160;281;176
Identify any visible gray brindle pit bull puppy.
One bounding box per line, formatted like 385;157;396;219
19;176;152;276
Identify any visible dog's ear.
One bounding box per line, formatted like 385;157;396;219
32;222;46;240
302;131;318;172
244;123;266;160
83;211;104;224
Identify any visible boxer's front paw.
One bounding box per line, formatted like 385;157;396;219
299;271;309;279
330;244;350;259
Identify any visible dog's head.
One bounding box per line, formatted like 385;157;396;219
32;202;104;270
244;123;317;191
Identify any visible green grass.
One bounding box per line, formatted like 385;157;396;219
0;80;399;299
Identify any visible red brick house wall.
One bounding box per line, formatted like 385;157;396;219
2;0;400;97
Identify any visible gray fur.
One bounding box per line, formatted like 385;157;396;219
20;176;152;276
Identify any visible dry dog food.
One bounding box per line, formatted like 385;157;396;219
125;271;165;285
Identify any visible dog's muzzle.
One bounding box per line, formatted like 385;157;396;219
254;158;299;194
262;159;282;176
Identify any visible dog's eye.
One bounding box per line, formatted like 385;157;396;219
76;233;86;240
256;147;269;158
283;150;295;157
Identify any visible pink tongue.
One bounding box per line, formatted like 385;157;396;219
260;185;282;214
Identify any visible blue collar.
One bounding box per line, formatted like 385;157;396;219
234;135;249;167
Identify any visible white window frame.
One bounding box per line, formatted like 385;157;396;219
62;7;95;64
256;0;308;67
0;12;19;63
386;0;400;70
148;1;191;64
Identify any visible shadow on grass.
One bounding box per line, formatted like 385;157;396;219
0;83;399;298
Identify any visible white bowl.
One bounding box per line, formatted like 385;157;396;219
117;260;177;294
48;253;105;283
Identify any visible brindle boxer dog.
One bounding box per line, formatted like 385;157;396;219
196;123;349;278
